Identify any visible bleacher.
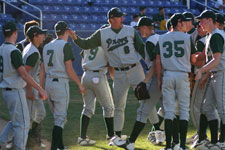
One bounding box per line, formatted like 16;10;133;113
0;0;201;31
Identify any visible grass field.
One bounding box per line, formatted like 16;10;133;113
0;81;199;150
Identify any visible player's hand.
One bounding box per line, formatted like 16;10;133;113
195;69;202;80
79;84;86;96
26;88;34;100
38;88;47;100
198;73;210;89
69;30;77;40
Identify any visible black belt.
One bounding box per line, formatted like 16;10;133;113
114;64;136;71
5;88;12;91
52;78;59;82
92;70;99;72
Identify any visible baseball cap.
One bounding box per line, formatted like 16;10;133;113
2;21;18;34
54;21;70;33
170;13;187;27
107;7;126;19
183;12;195;22
216;13;225;24
26;26;47;39
195;10;216;20
137;16;154;27
166;19;172;31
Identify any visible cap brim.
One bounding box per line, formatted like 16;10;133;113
185;17;193;21
195;15;203;20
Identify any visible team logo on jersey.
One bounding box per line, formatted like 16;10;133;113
106;37;128;51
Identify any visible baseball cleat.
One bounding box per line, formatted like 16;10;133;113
5;142;12;149
191;139;209;149
155;130;165;145
78;137;96;146
41;143;46;148
111;136;134;150
171;143;179;150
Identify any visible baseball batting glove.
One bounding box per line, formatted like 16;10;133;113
134;82;150;100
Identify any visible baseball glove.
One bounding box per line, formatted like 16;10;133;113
135;82;150;100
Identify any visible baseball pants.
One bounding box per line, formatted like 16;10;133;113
45;77;69;129
202;71;225;123
113;62;145;132
162;71;190;121
0;88;30;150
81;70;114;118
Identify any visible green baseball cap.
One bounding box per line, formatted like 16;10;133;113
107;7;126;19
137;16;154;27
196;10;216;20
183;12;195;22
2;21;18;34
26;26;47;40
54;21;70;33
170;13;188;27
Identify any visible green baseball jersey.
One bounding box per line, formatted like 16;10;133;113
0;43;26;88
43;39;75;79
205;29;225;72
145;33;159;69
23;43;41;82
156;31;196;72
82;46;108;73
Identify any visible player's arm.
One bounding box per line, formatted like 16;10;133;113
40;62;45;89
143;41;156;83
63;43;85;94
199;71;211;89
195;33;224;80
155;43;162;91
134;30;145;59
70;29;101;50
11;50;47;100
24;52;39;100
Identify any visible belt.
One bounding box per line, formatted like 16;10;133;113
92;70;99;72
5;88;12;91
52;78;59;82
114;64;136;71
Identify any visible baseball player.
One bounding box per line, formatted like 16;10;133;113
41;21;85;150
110;16;165;150
16;20;40;52
22;25;47;149
156;13;197;150
78;44;114;146
0;22;47;150
194;10;225;149
70;7;146;147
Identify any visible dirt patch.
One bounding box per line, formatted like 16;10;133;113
0;119;51;150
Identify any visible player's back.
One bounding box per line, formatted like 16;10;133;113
43;39;69;79
158;31;192;73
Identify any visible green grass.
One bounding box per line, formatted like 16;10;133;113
0;81;202;150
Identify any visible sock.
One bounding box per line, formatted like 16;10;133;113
179;120;188;149
199;114;208;142
104;117;114;138
172;116;179;144
115;131;121;137
165;119;173;148
51;126;61;150
219;121;225;143
208;119;218;144
129;121;145;143
80;115;90;139
58;127;64;149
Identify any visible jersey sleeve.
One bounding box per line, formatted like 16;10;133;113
25;52;39;67
210;33;224;54
196;40;205;52
73;29;101;49
63;43;75;62
11;50;24;69
134;30;145;59
146;41;156;61
16;43;23;52
155;42;160;55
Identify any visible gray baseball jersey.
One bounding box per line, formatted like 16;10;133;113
23;43;46;123
81;47;114;118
